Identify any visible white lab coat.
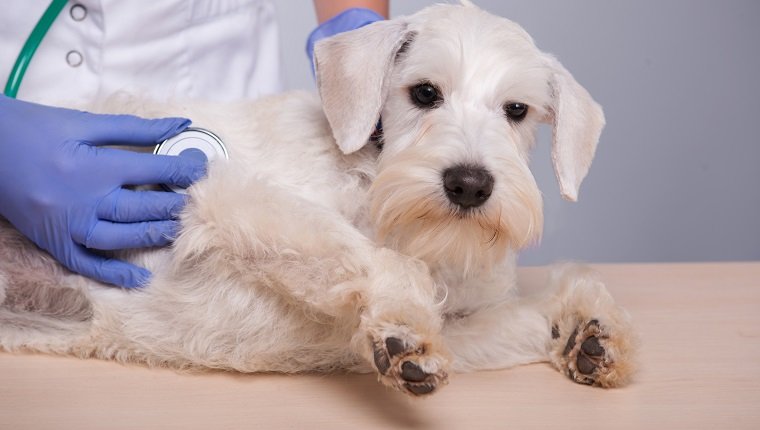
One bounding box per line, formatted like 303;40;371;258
0;0;282;106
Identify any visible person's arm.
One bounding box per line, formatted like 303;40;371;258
313;0;388;23
307;0;389;70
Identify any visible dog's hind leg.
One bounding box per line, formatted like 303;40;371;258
0;220;94;355
442;298;553;372
444;264;637;388
543;264;638;388
0;295;93;356
170;168;450;396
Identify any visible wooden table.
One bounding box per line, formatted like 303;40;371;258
1;263;759;429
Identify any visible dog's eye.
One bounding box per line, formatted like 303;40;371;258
410;83;441;108
504;102;528;122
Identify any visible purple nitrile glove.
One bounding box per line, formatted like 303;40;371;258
306;7;385;74
0;96;206;288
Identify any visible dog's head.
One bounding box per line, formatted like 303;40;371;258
314;2;604;273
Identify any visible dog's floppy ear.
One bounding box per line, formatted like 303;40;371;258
314;20;413;154
544;55;606;202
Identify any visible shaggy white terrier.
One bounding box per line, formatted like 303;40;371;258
0;2;636;396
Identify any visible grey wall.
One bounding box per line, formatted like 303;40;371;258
274;1;760;265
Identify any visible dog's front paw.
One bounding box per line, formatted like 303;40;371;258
370;332;449;397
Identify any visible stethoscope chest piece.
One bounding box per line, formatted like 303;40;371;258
153;127;228;194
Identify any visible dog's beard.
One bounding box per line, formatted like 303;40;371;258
369;158;543;277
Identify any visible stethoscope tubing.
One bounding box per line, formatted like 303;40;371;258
4;0;68;98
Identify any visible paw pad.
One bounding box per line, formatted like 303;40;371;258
561;319;610;386
371;335;447;396
576;336;605;375
401;361;427;382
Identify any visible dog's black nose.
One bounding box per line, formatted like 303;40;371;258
442;165;494;209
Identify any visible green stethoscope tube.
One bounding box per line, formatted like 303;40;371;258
4;0;68;98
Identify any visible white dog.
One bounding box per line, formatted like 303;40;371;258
0;2;636;396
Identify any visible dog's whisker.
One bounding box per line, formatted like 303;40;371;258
485;229;499;247
416;209;433;220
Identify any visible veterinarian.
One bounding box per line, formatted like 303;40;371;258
0;0;387;288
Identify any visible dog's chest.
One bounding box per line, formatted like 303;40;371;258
431;257;520;317
236;140;377;233
216;92;380;230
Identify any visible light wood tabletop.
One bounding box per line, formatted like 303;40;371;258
1;262;759;430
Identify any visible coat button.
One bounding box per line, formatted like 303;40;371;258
70;3;87;21
66;50;83;67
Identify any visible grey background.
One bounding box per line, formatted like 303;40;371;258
273;0;760;265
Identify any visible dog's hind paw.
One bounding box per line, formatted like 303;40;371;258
561;319;608;385
371;334;449;397
552;318;636;388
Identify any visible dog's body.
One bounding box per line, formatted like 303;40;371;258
0;3;636;396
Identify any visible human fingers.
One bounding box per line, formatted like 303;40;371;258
83;113;190;147
100;149;207;188
97;188;188;222
62;244;152;289
73;219;180;250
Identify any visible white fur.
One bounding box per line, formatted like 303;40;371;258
0;3;635;396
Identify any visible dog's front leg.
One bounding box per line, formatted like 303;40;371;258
350;248;450;396
172;172;449;395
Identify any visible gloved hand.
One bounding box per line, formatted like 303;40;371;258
0;96;206;288
306;7;385;74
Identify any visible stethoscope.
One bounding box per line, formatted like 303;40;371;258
5;0;229;194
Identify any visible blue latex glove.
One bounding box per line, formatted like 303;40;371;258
306;8;385;74
0;96;206;288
